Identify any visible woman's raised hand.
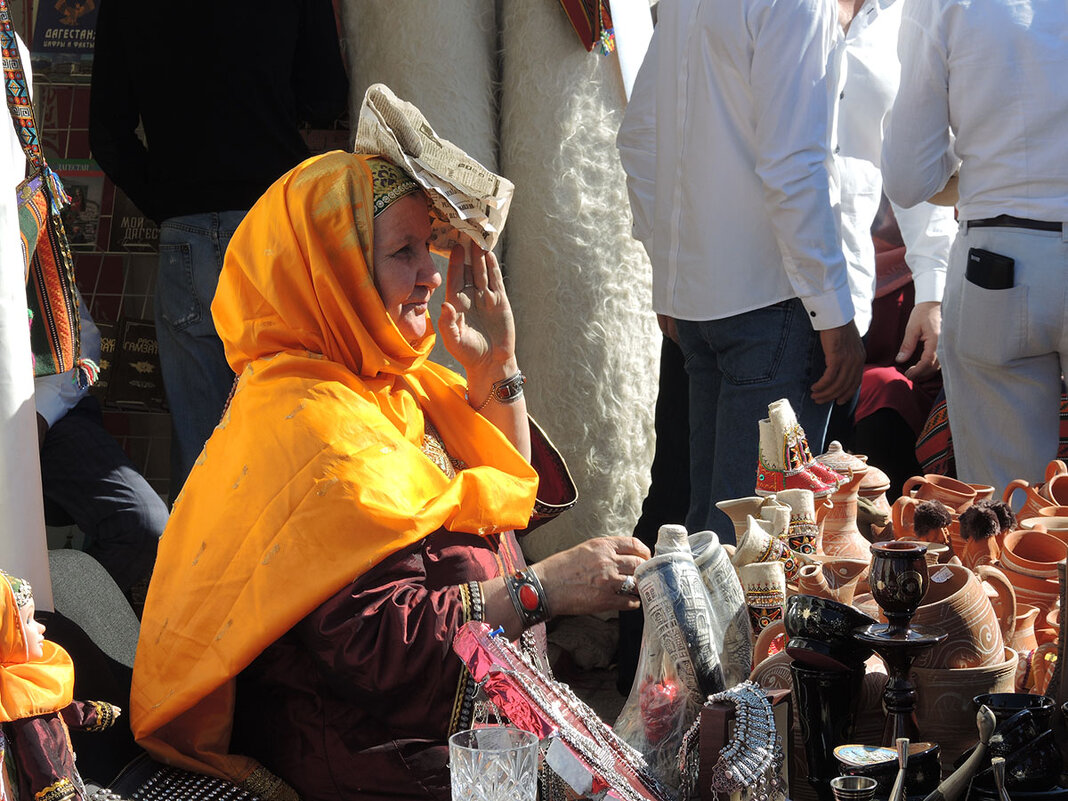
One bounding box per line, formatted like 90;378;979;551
439;242;515;373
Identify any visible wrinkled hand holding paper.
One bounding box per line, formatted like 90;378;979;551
352;83;513;255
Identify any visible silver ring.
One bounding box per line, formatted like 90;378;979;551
618;575;638;596
463;282;475;288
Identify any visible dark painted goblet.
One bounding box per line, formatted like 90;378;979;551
869;541;929;634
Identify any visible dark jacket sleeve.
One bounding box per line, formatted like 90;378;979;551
293;541;470;724
88;0;159;221
293;0;349;127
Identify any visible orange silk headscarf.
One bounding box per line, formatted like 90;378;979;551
0;575;74;723
130;152;539;787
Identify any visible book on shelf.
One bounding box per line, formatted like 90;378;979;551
88;318;117;406
30;0;99;82
107;189;159;252
53;159;105;250
106;318;167;411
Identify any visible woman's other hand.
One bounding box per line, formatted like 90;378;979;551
439;242;515;374
535;536;651;617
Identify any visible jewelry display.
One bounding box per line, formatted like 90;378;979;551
504;568;551;628
453;621;675;801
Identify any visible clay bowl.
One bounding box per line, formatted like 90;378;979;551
974;692;1056;731
1000;529;1068;579
988;708;1043;759
973;729;1063;792
784;594;877;670
834;742;941;800
1036;506;1068;518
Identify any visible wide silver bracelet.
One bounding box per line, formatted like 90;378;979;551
473;370;526;412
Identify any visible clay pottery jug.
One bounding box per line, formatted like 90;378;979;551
896;539;952;567
819;445;871;564
910;563;1013;669
892;496;952;549
903;474;977;513
911;646;1019;770
1036;505;1068;517
716;495;765;541
1020;516;1068;549
998;530;1064;617
999;529;1067;579
796;558;869;607
969;484;997;503
1009;604;1041;653
1004;460;1068;519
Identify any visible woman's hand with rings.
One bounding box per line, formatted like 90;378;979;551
439;240;515;374
533;536;650;616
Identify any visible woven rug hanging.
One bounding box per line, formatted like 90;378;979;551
557;0;616;54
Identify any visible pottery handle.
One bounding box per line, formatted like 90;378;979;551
892;496;918;537
902;476;926;499
1046;459;1068;483
1002;478;1030;510
976;564;1017;644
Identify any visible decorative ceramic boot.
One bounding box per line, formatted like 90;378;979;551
756;408;837;498
732;515;801;583
769;398;845;489
737;560;787;634
775;488;821;555
759;500;805;581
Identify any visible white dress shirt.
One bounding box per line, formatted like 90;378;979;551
882;0;1068;222
618;0;854;330
834;0;956;335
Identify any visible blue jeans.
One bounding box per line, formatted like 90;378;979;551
676;298;832;542
156;211;246;500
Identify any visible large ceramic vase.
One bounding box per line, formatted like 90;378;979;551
818;451;871;564
791;662;864;801
911;647;1019;771
910;563;1013;669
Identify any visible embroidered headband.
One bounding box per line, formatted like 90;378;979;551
1;571;32;610
368;157;421;218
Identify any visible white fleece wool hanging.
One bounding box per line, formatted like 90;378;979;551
341;0;498;371
499;2;658;561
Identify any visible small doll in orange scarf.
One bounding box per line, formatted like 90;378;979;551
0;571;121;801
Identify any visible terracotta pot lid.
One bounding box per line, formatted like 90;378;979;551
859;462;892;493
816;440;869;478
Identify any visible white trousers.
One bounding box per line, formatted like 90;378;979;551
940;221;1068;493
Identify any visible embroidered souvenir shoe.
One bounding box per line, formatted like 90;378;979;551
755;417;837;498
768;399;846;490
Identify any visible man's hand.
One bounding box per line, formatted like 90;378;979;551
657;313;679;344
811;322;865;405
896;301;942;380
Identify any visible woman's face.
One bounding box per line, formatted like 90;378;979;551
372;193;441;344
20;599;45;661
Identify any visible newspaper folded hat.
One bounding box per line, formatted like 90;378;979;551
352;83;513;256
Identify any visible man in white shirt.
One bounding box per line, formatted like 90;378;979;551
835;0;956;365
36;297;168;598
618;0;865;538
882;0;1068;492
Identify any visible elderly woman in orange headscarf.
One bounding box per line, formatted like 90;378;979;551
129;152;651;801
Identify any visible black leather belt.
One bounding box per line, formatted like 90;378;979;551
967;214;1063;232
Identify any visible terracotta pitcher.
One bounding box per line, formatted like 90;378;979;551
902;474;977;513
1009;603;1041;653
892;496;952;547
820;469;871;563
796;557;869;606
1003;459;1068;519
715;495;764;541
998;529;1065;616
910;562;1014;669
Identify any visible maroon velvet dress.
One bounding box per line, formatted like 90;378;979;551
230;424;575;801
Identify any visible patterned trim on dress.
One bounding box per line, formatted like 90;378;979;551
34;778;77;801
421;419;467;479
450;581;484;734
85;700;118;732
240;765;300;801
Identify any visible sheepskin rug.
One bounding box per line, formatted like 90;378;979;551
341;0;499;372
499;3;658;560
339;0;660;559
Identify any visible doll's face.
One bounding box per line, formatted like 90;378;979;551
20;599;45;661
